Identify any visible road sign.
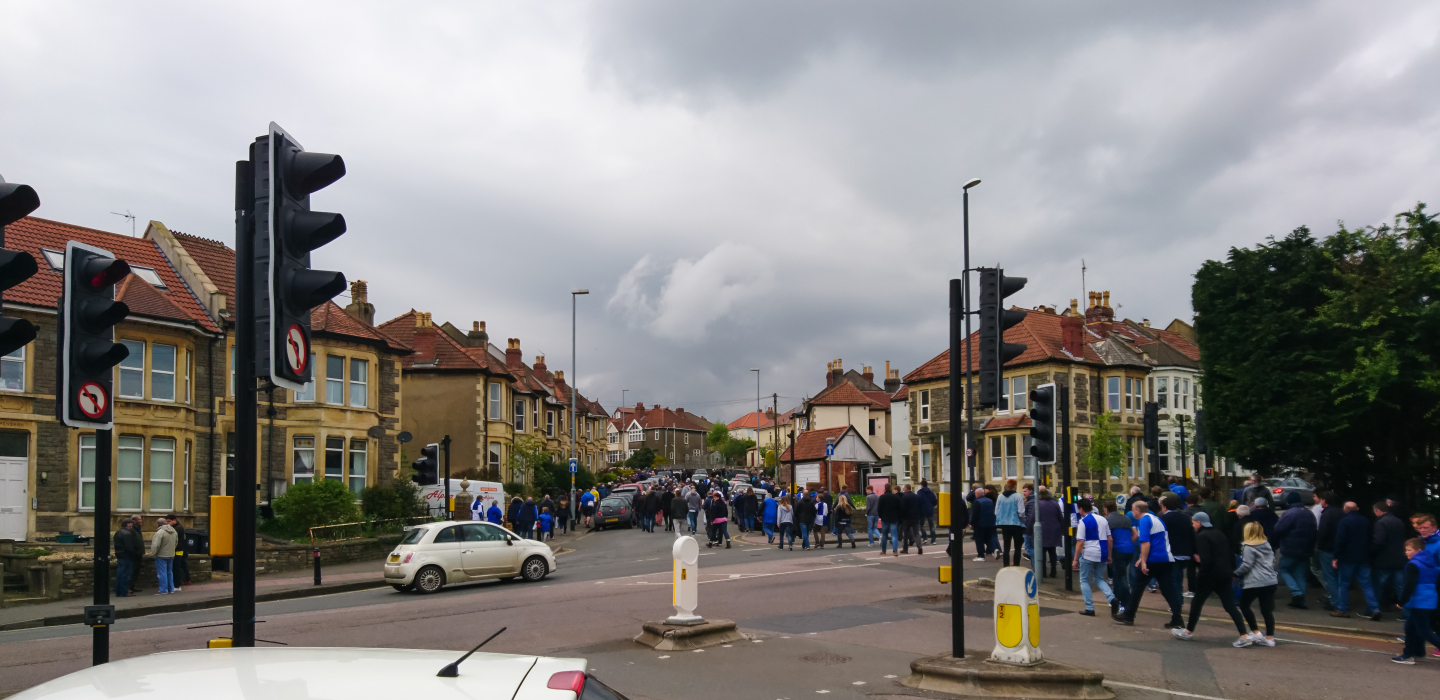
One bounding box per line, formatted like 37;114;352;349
284;324;309;374
569;458;577;473
1115;494;1127;508
77;382;108;419
967;447;974;458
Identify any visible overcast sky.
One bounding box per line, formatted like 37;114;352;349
4;1;1437;423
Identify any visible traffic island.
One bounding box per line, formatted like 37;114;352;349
633;619;746;651
902;652;1112;699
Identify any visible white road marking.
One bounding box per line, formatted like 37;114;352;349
693;649;704;653
852;681;866;685
722;644;733;647
729;574;742;579
1104;681;1230;700
753;640;763;643
657;656;669;659
884;675;897;679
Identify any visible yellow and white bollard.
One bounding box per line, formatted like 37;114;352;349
667;534;704;625
991;566;1043;665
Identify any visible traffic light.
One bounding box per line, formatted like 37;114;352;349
0;177;41;356
1028;383;1057;464
1142;402;1159;451
411;442;440;486
1193;409;1207;454
256;123;347;392
978;268;1027;407
58;242;131;429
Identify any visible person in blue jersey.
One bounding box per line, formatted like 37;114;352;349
1393;537;1440;664
1071;499;1117;618
1104;499;1137;615
1115;500;1184;628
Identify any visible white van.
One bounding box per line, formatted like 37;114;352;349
418;480;505;519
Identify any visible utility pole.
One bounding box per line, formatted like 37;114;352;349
772;392;779;480
442;435;452;518
233;152;258;647
1178;415;1189;482
1060;384;1073;592
571;289;588;519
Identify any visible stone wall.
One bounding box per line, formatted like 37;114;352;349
252;534;402;575
39;554;214;599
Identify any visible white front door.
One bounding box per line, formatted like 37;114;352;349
0;456;27;541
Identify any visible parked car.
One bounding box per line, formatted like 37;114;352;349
10;647;631;700
1265;477;1316;508
595;497;635;529
384;521;556;594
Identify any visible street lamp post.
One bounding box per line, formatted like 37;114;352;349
570;289;588;524
949;176;982;660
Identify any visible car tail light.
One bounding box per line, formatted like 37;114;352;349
547;671;586;694
621;508;627;514
403;553;414;563
1273;488;1282;494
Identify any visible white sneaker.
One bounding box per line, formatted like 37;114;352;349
1232;637;1253;648
1171;628;1194;640
1183;592;1194;598
973;556;986;562
1256;637;1276;647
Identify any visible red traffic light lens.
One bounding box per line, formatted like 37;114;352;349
83;258;130;290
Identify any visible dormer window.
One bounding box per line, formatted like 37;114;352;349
129;266;167;289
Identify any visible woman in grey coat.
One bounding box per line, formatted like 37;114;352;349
1234;521;1279;647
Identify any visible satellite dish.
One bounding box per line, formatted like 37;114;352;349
397;431;413;444
367;425;386;439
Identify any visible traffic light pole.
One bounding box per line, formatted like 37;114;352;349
1060;384;1073;592
442;436;452;519
948;276;966;660
91;428;112;665
233;154;258;648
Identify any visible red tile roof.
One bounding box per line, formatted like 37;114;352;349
4;216;218;332
891;384;909;402
981;415;1033;431
627;404;708;431
171;231;235;302
312;302;412;354
862;391;892;410
903;310;1106;383
779;426;850;462
114;274;193;326
727;411;766;430
809;381;874;406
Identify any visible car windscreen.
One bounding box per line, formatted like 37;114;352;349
400;528;428;545
601;499;626;508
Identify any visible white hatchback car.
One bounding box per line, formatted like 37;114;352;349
10;647;630;700
385;521;557;593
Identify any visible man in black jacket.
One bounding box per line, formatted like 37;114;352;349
877;484;903;556
112;519;144;597
1314;491;1344;610
1159;496;1195;612
795;492;817;550
1371;501;1408;614
1173;513;1248;643
900;485;924;555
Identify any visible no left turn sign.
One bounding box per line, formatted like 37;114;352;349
285;324;309;375
78;382;108;419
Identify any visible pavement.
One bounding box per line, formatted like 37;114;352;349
1;526;1433;699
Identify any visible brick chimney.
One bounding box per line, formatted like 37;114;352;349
884;361;901;394
343;280;375;325
554;370;564;384
825;361;834;387
1061;313;1085;358
534;355;547;374
505;338;523;370
465;321;488;348
862;365;874;385
831;359;843;387
412;311;436;364
1085;290;1116;334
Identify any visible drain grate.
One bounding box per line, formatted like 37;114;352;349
800;652;852;665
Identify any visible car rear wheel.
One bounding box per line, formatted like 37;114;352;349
414;565;445;594
521;556;548;582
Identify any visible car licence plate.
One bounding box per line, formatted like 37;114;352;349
606;518;619;523
388;555;400;563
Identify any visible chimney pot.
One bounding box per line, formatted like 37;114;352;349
1102;291;1111;307
472;321;479;331
343;280;375;325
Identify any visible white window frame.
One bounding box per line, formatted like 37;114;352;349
183;440;192;512
184;349;193;404
151;344;177;403
546;410;555;437
117;435;143;511
1004;434;1018;478
608;430;617;444
326;356;345;405
294;353;317;402
653;430;660;441
292;436;316;483
349;358;368;408
999;377;1011;412
628;426;642;442
989;436;1002;480
1181;378;1190;409
1107;376;1120;413
229;345;235;398
919;390;930;422
149;437;175;512
79;434;96;510
1157;377;1169;410
1011;376;1027;414
0;345;25;393
348;439;367;496
684;433;689;445
119;340;145;399
514;398;526;431
324;436;345;480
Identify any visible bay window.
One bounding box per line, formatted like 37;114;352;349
119;340;145;399
151;344;176;402
149;437;175;511
292;436;315;483
117;436;143;510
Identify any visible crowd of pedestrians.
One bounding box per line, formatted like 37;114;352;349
109;513;192;597
995;476;1440;665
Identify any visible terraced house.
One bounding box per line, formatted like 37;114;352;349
607;404;712;467
377;314;610;484
0;217;410;542
901;292;1214;496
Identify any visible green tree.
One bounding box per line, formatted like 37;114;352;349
359;480;426;521
721;438;754;465
1085;411;1129;479
625;446;656;471
1193;204;1440;504
509;435;551;485
272;479;361;533
707;422;731;451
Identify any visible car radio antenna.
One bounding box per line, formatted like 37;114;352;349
436;626;508;678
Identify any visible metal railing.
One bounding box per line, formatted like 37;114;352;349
305;516;435;587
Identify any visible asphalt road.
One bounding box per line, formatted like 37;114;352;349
1;526;1432;699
